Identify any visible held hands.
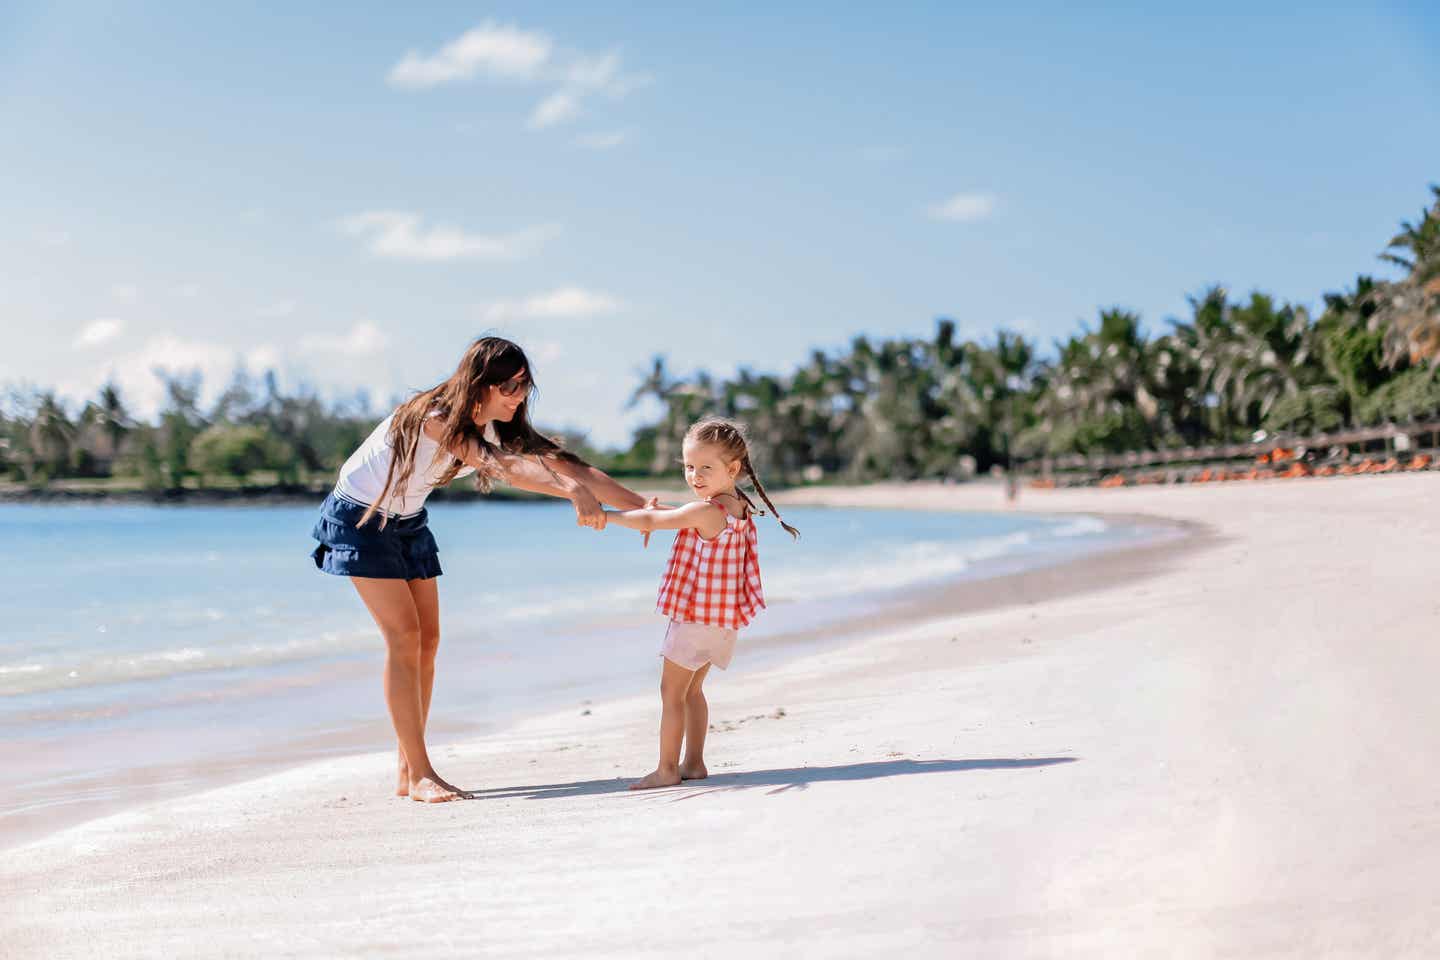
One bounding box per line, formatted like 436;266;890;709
575;491;664;543
571;486;607;530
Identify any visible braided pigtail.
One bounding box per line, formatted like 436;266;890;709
743;457;800;540
684;415;799;540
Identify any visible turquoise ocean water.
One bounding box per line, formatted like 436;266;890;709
0;500;1157;847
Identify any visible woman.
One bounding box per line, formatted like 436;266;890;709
311;337;648;802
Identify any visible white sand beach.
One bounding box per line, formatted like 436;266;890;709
4;475;1439;958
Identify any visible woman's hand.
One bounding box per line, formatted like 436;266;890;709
572;485;607;529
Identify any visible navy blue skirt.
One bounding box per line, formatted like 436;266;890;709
310;491;443;580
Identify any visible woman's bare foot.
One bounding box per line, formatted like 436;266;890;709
396;751;411;797
408;775;465;803
629;767;682;790
679;760;708;781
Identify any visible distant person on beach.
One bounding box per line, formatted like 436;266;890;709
310;336;651;803
603;417;799;789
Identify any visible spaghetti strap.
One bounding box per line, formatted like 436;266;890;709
708;493;749;519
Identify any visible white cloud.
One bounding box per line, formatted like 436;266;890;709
75;318;124;348
479;287;623;322
528;51;649;131
172;283;202;298
388;23;649;133
566;52;651;99
388;22;553;88
565;52;620;93
110;283;140;302
576;130;626;150
928;192;996;223
523;94;574;131
340;212;560;262
528;91;581;129
257;299;298;319
299;321;390;357
66;335;280;419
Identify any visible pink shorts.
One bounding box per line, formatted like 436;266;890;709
660;619;737;671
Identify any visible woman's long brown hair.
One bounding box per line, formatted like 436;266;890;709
359;337;581;528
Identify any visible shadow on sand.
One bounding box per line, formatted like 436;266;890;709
470;757;1076;801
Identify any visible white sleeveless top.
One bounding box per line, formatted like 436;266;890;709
334;414;479;517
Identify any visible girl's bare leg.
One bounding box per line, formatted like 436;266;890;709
630;658;695;790
351;577;463;803
680;663;711;780
394;577;442;796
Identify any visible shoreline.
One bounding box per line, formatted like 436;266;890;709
0;483;574;506
7;477;1438;956
0;470;1419;507
0;501;1172;855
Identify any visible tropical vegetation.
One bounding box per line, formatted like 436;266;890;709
3;184;1438;491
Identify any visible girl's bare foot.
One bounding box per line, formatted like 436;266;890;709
408;776;464;803
629;767;682;790
679;761;708;781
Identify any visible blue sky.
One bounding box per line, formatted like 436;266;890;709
2;2;1437;446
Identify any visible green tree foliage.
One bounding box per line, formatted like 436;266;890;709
627;187;1440;479
189;425;294;483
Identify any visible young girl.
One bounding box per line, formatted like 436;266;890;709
605;417;799;790
311;336;651;803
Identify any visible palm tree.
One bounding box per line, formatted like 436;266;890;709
627;357;723;474
1316;277;1390;424
1224;293;1334;431
29;392;76;479
1380;185;1440;281
783;350;848;476
1169;285;1235;439
1025;308;1163;455
1171;289;1337;437
76;382;132;474
211;367;260;424
845;335;938;479
1371;185;1440;365
627;355;676;410
964;328;1035;471
155;370;206;489
97;382;130;454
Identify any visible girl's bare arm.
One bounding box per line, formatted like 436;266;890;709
605;501;725;539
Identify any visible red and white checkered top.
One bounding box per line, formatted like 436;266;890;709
656;499;765;630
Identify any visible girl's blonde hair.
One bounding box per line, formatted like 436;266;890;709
684;417;799;539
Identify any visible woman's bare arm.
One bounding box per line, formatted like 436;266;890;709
428;419;606;528
549;458;650;510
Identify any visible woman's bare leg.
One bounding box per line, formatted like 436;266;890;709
680;663;711;780
631;658;696;790
393;577;442;796
350;576;462;803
